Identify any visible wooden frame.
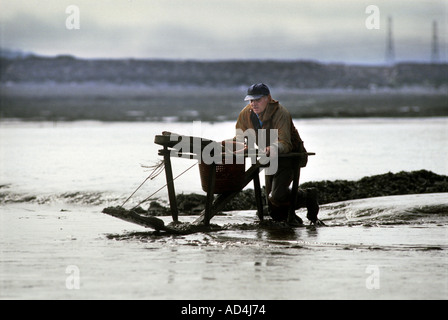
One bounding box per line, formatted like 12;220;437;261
154;132;313;226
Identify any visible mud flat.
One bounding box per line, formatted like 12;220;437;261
0;192;447;300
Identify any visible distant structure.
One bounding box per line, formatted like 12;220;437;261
385;16;395;65
431;20;440;63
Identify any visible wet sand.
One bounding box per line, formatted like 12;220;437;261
1;193;447;300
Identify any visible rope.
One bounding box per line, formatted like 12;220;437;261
128;161;198;210
120;160;165;208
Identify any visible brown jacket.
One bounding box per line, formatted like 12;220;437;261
235;99;305;154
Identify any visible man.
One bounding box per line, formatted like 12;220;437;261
235;83;321;225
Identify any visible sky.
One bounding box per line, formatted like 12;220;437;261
0;0;447;64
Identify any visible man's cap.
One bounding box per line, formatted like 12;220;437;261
244;83;270;101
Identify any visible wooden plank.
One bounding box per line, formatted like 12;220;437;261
158;149;199;160
253;170;264;221
204;163;216;226
163;146;179;222
154;132;221;153
102;207;223;235
102;207;170;232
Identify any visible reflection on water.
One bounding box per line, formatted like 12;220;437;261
262;227;299;241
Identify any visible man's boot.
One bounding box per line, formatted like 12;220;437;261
295;188;320;223
305;188;319;223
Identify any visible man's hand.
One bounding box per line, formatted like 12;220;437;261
264;146;270;156
262;146;277;157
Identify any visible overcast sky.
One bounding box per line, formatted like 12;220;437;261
1;0;446;64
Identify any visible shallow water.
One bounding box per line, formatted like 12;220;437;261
0;118;447;205
1;194;447;300
0;118;447;300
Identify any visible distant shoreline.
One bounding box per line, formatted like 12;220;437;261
2;57;447;121
1;82;447;122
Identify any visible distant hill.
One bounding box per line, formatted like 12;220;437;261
1;56;447;121
1;55;447;89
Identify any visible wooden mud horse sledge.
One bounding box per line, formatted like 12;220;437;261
103;131;316;234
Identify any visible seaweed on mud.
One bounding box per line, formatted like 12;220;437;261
141;170;448;216
300;170;448;205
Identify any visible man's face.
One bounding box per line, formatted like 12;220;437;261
250;96;269;115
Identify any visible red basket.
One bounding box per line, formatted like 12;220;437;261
198;141;246;194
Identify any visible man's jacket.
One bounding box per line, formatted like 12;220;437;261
235;99;306;154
